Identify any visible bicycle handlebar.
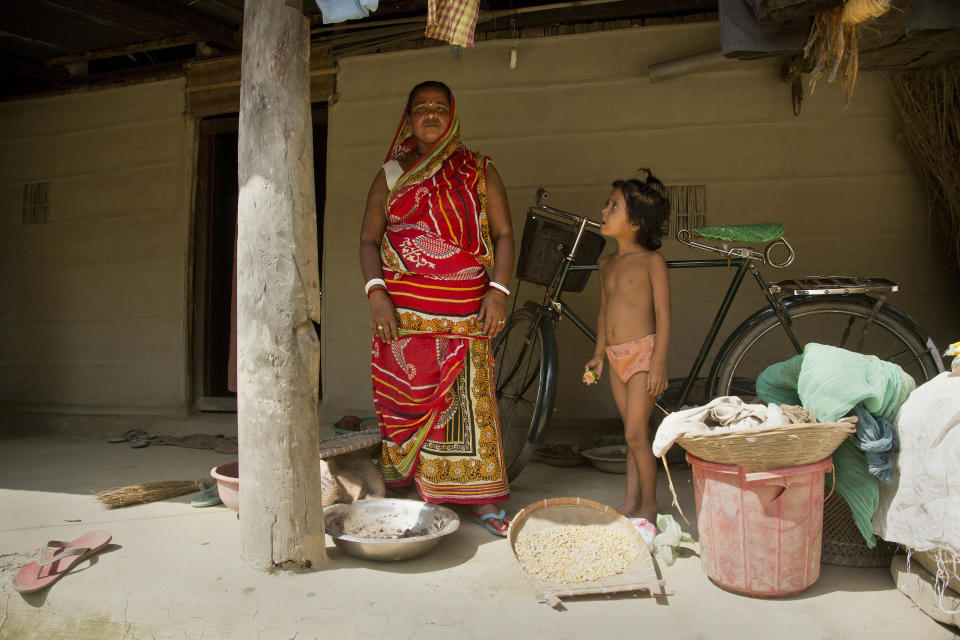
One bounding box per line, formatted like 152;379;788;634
533;188;793;268
534;189;601;230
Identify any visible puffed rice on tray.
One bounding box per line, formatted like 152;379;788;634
514;524;640;584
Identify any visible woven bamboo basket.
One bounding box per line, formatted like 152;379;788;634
508;497;662;607
822;491;898;568
676;421;856;472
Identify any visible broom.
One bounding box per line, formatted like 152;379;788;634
95;478;212;509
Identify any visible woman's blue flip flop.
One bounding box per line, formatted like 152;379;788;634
468;509;509;537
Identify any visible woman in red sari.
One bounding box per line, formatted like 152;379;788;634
358;81;515;535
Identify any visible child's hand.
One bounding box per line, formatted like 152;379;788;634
583;357;603;385
646;362;668;397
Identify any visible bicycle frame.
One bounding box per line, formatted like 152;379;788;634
529;196;803;409
551;259;800;408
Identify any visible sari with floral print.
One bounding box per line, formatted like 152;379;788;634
372;94;510;504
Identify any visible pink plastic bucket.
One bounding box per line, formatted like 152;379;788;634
211;460;239;513
688;453;831;597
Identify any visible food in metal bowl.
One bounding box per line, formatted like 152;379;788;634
323;498;459;561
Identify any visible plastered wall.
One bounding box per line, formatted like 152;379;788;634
0;79;195;415
323;22;957;426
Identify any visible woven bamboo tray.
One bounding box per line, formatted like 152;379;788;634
822;491;897;568
508;497;662;608
676;420;856;472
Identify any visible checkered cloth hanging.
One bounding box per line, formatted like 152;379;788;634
425;0;481;48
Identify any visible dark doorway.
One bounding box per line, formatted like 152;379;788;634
192;108;327;410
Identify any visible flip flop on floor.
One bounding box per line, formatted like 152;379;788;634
108;429;156;447
12;530;112;594
468;509;510;537
191;483;222;508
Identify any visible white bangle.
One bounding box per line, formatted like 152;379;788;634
489;281;510;296
364;278;386;295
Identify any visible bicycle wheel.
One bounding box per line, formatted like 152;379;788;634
713;297;941;399
492;305;553;481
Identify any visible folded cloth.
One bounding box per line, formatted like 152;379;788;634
907;0;960;37
756;343;916;423
315;0;379;24
756;343;916;547
874;372;960;557
719;0;810;60
828;439;880;547
847;403;898;484
746;0;842;23
652;396;782;458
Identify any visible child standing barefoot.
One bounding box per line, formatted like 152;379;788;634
584;171;671;531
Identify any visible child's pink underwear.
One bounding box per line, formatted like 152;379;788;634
605;334;656;383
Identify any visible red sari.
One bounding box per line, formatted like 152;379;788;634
373;96;509;505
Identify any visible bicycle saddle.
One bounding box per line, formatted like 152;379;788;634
692;223;785;243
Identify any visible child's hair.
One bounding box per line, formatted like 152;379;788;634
612;169;670;250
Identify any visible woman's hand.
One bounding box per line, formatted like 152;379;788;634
477;289;508;338
369;289;399;343
646;362;668;398
583;357;603;385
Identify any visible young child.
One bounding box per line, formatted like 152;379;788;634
583;170;671;537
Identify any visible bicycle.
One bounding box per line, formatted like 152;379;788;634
492;188;945;481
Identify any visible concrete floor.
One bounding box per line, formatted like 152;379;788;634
0;426;955;640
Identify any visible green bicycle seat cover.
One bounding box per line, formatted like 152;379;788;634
692;223;785;243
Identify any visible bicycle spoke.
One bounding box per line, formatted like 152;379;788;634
492;308;546;479
715;300;938;400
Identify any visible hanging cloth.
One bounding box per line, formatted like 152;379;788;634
425;0;481;48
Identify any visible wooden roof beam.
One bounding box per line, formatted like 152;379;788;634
0;54;69;81
46;34;205;65
110;0;240;50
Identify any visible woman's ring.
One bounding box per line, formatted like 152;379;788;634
498;319;505;324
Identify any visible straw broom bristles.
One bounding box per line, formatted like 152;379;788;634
95;479;210;509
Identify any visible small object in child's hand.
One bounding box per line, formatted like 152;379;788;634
583;370;598;385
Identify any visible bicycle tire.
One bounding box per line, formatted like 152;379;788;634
492;303;557;481
713;297;941;399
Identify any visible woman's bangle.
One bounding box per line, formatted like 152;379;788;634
488;281;510;296
364;278;386;295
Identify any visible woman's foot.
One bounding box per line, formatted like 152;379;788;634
468;504;512;536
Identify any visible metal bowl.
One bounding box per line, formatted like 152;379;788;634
536;444;586;467
582;445;628;474
323;498;460;561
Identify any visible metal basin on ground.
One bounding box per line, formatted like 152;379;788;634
582;445;628;474
323;498;460;561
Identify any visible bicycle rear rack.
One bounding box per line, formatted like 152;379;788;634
771;276;899;296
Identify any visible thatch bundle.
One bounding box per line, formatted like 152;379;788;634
891;64;960;275
802;0;891;107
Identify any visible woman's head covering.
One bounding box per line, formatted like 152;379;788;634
384;89;462;196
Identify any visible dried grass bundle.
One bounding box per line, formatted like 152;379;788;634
804;7;860;106
842;0;892;24
95;479;207;509
891;64;960;275
802;0;891;108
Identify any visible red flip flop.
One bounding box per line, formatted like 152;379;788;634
12;530;112;593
